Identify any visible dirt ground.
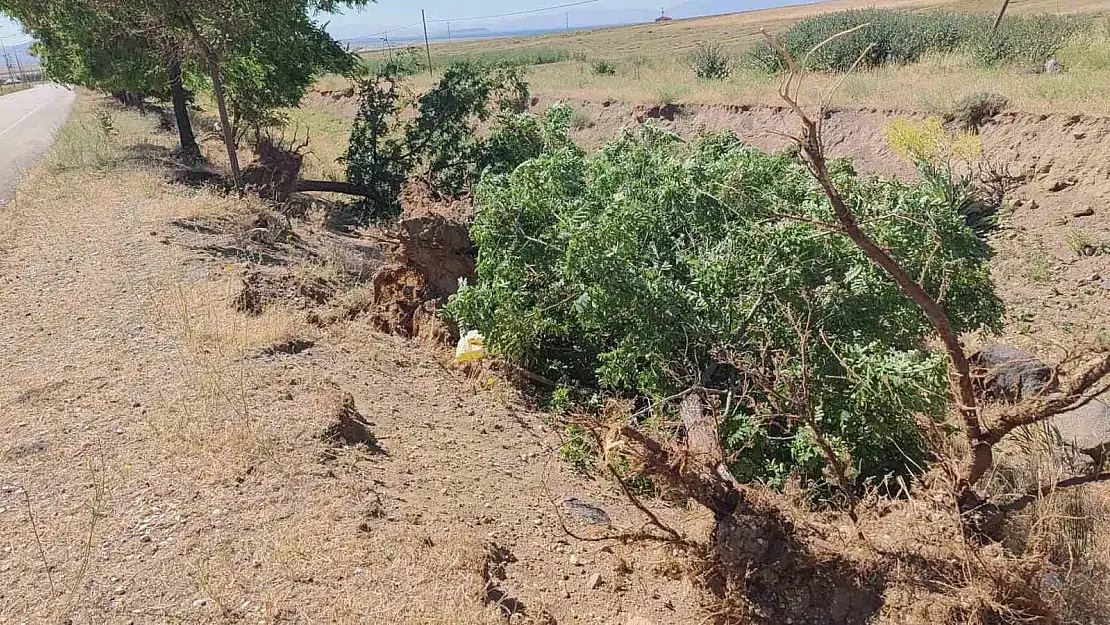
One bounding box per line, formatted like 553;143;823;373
3;89;1109;624
0;98;702;624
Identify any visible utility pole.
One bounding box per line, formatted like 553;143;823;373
992;0;1011;33
447;21;452;43
422;9;433;78
0;35;13;81
565;12;570;32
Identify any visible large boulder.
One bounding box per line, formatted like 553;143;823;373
1051;399;1110;471
969;344;1058;401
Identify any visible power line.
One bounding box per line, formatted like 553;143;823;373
428;0;599;24
343;0;600;41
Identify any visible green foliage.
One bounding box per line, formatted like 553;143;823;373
560;424;598;473
692;41;731;79
590;60;617;75
448;126;1003;490
362;47;570;74
748;8;1086;73
434;47;570;69
343;63;554;221
4;0;365;141
950;92;1009;131
342;66;413;221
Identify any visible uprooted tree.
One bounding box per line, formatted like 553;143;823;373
294;60;540;221
448;35;1110;540
447;111;1003;495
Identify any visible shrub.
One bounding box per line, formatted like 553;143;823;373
692;41;731;79
885;116;999;235
343;62;539;221
590;60;616;75
950;92;1009;130
748;8;1087;73
448;126;1002;490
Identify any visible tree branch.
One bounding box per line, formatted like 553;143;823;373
998;471;1110;513
988;354;1110;444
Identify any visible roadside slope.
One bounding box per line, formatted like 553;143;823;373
0;93;700;625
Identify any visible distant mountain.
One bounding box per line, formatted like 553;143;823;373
0;39;37;71
666;0;816;20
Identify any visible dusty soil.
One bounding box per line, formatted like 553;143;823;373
0;100;700;624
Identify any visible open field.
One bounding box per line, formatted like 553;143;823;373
350;0;1110;115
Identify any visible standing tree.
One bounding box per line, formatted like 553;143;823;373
1;0;370;187
2;1;202;158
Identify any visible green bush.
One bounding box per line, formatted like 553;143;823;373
590;59;617;75
448;124;1003;491
343;62;541;221
692;41;731;79
748;8;1086;72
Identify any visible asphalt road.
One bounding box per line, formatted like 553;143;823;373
0;84;76;205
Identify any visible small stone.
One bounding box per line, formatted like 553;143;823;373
113;586;126;596
1073;207;1095;218
139;534;151;543
1090;274;1102;282
1048;178;1076;192
1027;199;1039;210
586;572;602;590
569;554;581;566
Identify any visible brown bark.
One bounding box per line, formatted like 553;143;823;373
164;52;199;160
791;117;992;487
207;56;241;194
679;391;744;519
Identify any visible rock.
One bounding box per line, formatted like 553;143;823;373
969;344;1058;401
586;572;602;590
562;498;612;525
1051;399;1110;468
1027;199;1039;210
1042;572;1065;590
1045;58;1065;74
321;393;381;451
1073;207;1095;218
1048;178;1076;192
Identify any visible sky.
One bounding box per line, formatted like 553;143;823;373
2;1;793;47
1;15;30;45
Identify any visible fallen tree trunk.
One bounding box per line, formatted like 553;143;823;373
295;180;376;197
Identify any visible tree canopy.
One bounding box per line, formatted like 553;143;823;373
1;0;370;178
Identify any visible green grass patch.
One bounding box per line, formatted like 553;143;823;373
748;8;1089;72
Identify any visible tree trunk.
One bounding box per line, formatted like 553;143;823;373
205;54;242;194
165;54;199;160
295;180;375;197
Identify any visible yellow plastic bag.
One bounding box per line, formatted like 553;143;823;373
455;330;487;364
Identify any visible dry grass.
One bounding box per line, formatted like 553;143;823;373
0;93;517;624
339;0;1110;117
0;82;32;97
